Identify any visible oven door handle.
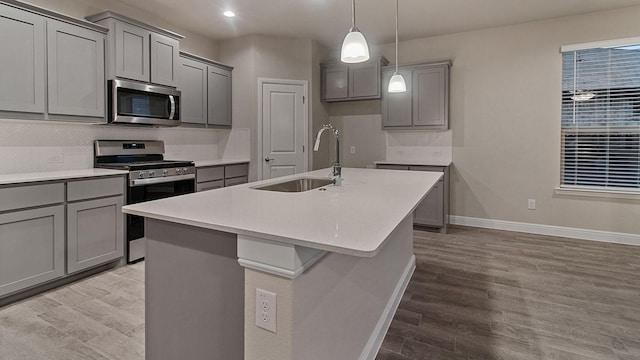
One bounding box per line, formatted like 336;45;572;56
168;95;176;120
129;174;195;187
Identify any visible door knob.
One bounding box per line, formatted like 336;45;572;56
265;157;275;162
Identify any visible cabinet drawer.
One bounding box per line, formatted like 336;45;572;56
224;176;248;187
67;177;124;202
225;163;249;179
197;180;224;192
408;166;444;173
0;183;64;212
197;166;224;183
376;164;409;170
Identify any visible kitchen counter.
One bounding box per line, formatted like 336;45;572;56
375;159;453;167
193;158;250;167
125;167;440;360
122;167;441;256
0;168;129;185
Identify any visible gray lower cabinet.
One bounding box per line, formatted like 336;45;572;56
67;196;124;274
321;57;388;102
376;164;449;232
47;20;105;118
382;61;450;130
196;163;249;191
179;52;233;127
0;205;65;298
0;3;46;114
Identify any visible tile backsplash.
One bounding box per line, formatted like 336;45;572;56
0;119;224;174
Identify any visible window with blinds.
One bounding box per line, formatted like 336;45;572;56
561;45;640;191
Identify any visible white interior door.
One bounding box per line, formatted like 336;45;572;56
261;81;307;180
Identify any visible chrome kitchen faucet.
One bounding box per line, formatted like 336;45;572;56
313;124;342;186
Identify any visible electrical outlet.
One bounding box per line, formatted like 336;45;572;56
528;199;536;210
255;288;276;333
432;151;442;157
350;146;356;154
47;155;64;163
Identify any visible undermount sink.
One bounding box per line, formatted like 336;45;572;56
253;177;334;193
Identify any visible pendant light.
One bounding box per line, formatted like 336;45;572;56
341;0;370;63
388;0;406;92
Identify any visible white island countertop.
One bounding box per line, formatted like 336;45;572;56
122;168;442;257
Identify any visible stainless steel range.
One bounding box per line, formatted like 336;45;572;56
94;140;195;263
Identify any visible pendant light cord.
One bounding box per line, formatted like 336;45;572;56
395;0;399;73
352;0;357;30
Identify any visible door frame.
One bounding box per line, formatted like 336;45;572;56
257;78;309;180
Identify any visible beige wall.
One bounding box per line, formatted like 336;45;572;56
364;6;640;234
24;0;217;59
218;36;326;180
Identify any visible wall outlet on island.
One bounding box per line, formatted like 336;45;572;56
350;146;356;154
431;151;442;157
256;288;276;333
47;154;64;163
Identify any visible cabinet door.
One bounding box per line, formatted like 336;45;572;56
150;33;180;87
179;57;207;125
114;21;150;82
322;64;348;101
381;69;413;128
67;196;124;274
47;20;105;118
224;176;248;187
0;205;64;297
413;66;447;127
197;180;224;192
349;62;380;99
414;179;444;227
207;65;232;127
0;4;45;113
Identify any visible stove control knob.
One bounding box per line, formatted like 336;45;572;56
176;168;182;175
183;167;188;174
138;172;145;179
148;170;155;177
163;169;169;176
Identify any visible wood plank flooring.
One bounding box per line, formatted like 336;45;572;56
377;227;640;360
0;227;639;359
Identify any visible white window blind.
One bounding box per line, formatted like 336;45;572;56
561;45;640;191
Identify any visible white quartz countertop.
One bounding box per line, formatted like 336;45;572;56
0;168;129;185
122;168;442;257
375;160;452;167
194;159;250;167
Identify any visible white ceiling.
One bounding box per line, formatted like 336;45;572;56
116;0;640;48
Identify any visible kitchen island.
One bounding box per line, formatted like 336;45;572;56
122;167;442;360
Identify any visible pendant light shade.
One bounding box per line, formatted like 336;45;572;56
341;0;370;63
388;0;406;93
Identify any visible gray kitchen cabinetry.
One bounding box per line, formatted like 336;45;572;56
87;11;183;87
179;52;233;127
376;164;450;232
196;162;249;192
0;2;106;120
0;183;65;298
382;62;450;130
66;177;125;274
321;57;389;102
47;20;105;118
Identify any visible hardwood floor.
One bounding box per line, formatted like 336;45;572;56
377;227;640;360
0;226;639;359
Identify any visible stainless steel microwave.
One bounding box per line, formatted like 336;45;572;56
108;79;181;127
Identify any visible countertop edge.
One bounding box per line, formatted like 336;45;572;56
0;169;129;186
374;160;452;167
194;159;250;167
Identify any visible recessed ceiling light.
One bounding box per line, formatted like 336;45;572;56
223;10;235;18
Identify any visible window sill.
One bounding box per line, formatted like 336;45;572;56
555;187;640;200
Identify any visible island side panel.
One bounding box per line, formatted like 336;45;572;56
145;219;244;360
243;215;415;360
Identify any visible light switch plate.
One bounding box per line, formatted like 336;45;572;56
256;288;276;333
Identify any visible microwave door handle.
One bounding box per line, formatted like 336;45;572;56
168;95;176;120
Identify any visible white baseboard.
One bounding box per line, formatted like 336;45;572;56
360;255;416;360
450;216;640;247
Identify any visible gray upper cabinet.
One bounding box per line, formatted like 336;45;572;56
207;65;232;127
114;21;150;82
0;4;46;114
150;33;180;87
87;11;183;87
382;61;450;130
179;56;207;125
321;57;388;102
47;20;105;118
178;52;233;128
